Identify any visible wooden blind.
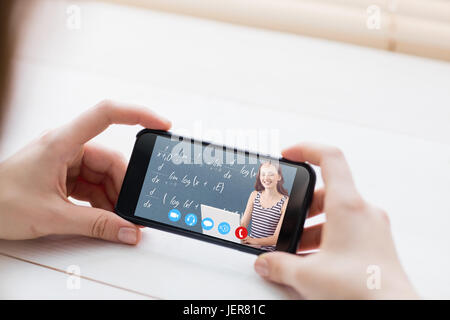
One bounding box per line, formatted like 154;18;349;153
102;0;450;61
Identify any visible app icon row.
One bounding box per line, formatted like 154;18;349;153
168;209;231;235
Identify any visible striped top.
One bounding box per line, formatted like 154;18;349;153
250;191;287;251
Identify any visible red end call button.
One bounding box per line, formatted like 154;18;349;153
235;226;248;239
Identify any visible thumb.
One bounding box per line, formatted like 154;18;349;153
254;251;308;287
60;203;142;244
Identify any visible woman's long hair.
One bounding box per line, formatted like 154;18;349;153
254;161;289;196
0;0;25;139
0;1;14;134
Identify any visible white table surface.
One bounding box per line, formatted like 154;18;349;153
0;0;449;299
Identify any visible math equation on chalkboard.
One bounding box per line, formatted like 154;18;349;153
134;135;296;234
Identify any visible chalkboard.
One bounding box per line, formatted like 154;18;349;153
134;135;297;235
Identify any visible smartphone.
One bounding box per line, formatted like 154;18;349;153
115;129;316;255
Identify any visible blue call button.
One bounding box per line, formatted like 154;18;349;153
218;222;231;235
185;213;198;227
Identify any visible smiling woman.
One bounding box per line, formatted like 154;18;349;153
0;0;426;300
240;161;290;251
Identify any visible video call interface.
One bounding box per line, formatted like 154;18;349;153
134;135;297;251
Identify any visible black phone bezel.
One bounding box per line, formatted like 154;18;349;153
115;129;316;255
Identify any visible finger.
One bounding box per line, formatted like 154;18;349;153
81;144;128;197
254;251;307;287
70;179;114;211
308;188;325;218
297;223;323;252
60;202;142;245
103;175;119;207
78;165;119;206
282;143;360;203
57;100;172;146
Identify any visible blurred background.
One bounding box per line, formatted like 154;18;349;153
0;0;449;299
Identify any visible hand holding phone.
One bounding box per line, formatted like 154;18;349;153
115;129;316;254
0;101;171;243
254;143;419;299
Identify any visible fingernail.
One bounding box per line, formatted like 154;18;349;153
118;227;137;244
255;257;269;277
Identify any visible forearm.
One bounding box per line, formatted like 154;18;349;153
241;217;250;228
252;235;277;246
240;210;251;228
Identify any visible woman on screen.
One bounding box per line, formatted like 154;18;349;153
240;161;289;251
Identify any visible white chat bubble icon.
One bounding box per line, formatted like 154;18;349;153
204;220;212;227
201;218;214;230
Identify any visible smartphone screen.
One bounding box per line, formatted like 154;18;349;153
120;131;314;253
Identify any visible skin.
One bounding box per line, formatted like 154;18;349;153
0;100;171;244
0;102;418;298
254;143;419;299
240;163;288;247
